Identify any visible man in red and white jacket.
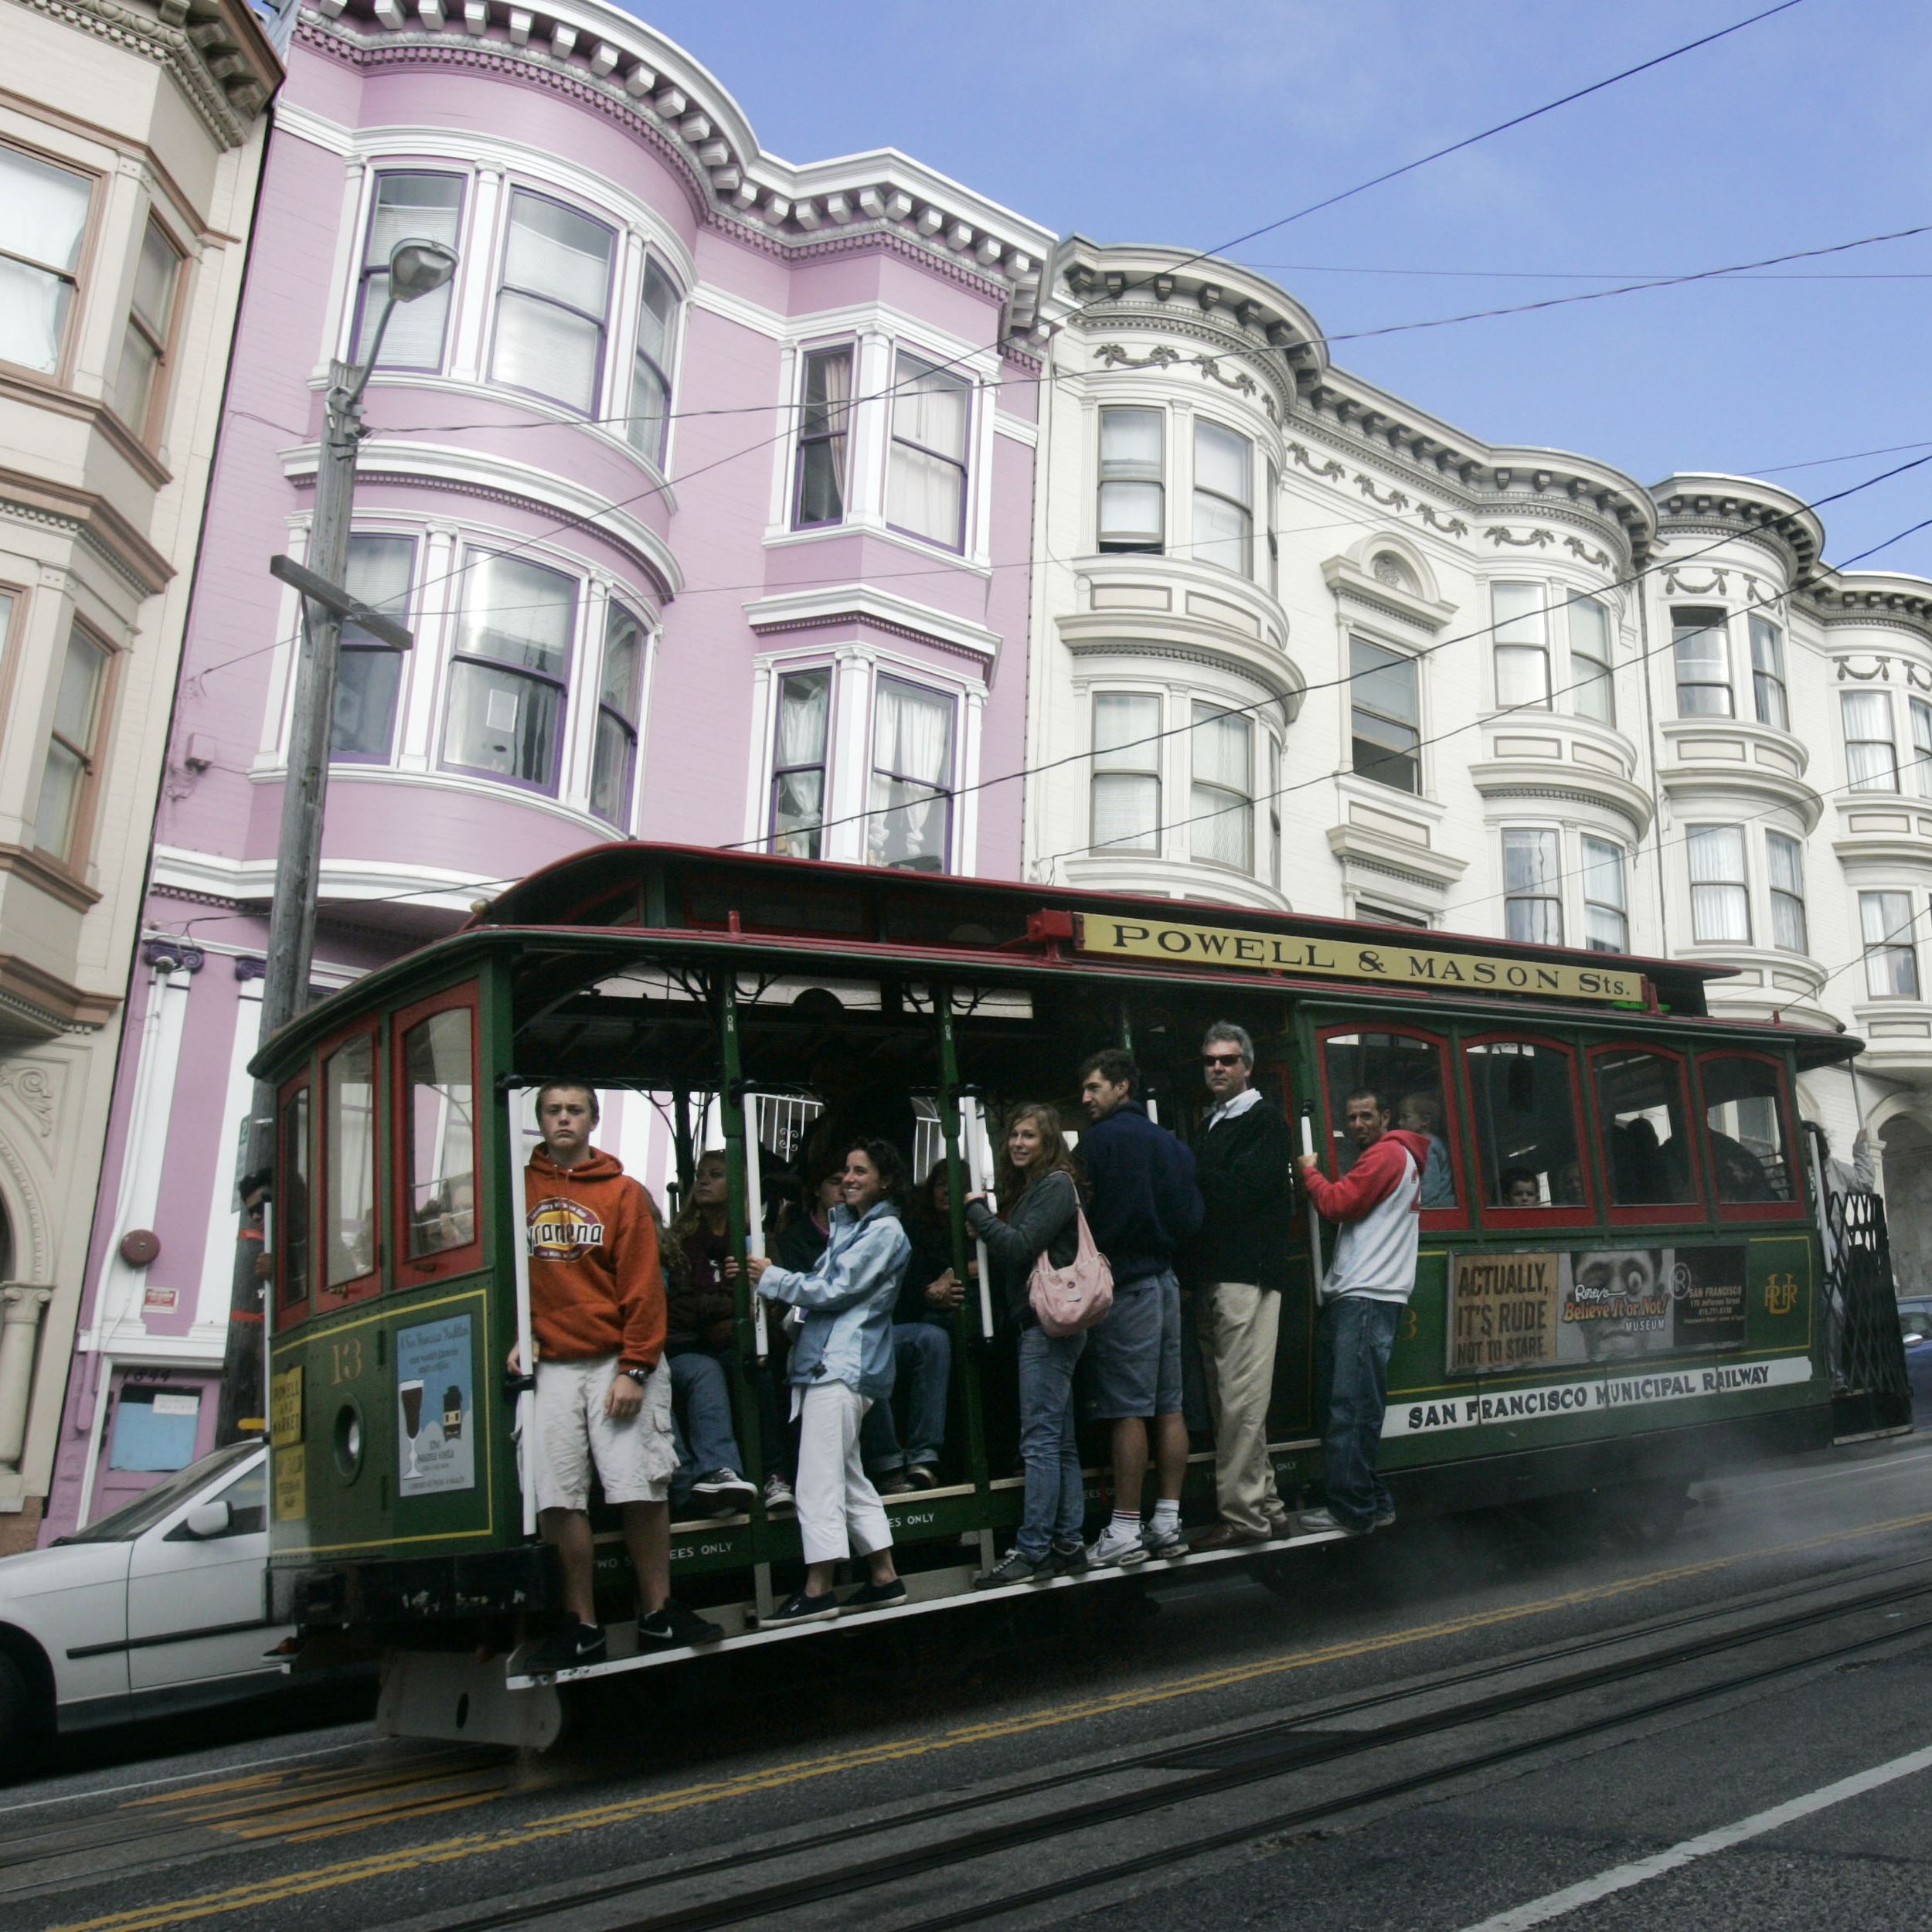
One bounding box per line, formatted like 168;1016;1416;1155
1295;1088;1433;1536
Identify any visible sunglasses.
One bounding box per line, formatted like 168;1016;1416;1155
1202;1053;1247;1066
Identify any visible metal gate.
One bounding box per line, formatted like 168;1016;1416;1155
1827;1185;1913;1439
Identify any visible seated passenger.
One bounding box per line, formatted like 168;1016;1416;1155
654;1202;755;1519
859;1165;962;1492
967;1104;1088;1587
1709;1128;1775;1203
1396;1092;1455;1209
668;1151;794;1514
748;1139;911;1625
1497;1165;1542;1208
511;1081;723;1669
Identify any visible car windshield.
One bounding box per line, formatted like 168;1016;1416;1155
54;1442;260;1544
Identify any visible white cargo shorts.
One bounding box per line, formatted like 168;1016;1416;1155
529;1354;673;1512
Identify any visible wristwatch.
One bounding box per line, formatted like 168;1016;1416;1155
619;1366;648;1385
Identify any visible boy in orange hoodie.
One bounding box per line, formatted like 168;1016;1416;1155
514;1082;723;1669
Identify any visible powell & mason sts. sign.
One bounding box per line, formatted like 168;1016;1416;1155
1075;913;1645;1004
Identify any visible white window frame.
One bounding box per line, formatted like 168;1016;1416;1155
1492;581;1552;711
1672;607;1733;718
1349;635;1423;794
791;341;857;532
1502;827;1563;946
486;183;618;419
1749;615;1788;732
1581;835;1628;953
1842;689;1900;793
1566;593;1616;726
1687;823;1752;945
1860;888;1921;1000
1190;416;1253;578
1767;830;1808;954
1089;688;1163;855
1188;700;1253;872
1097;405;1165;553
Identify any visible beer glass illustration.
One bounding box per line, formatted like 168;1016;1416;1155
399;1379;427;1479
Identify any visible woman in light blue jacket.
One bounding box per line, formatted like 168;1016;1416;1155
747;1138;911;1625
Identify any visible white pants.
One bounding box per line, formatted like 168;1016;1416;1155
794;1382;893;1566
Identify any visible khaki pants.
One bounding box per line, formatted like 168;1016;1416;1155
1198;1281;1285;1536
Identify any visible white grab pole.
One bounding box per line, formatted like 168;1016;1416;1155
505;1087;537;1538
740;1089;769;1360
961;1095;998;1339
1300;1111;1327;1302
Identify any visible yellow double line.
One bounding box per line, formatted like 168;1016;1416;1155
50;1505;1932;1932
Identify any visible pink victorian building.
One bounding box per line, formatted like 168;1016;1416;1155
45;0;1051;1531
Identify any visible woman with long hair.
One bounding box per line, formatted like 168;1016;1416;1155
966;1104;1087;1587
747;1138;911;1624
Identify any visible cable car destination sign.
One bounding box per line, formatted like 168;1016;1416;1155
1075;913;1644;1003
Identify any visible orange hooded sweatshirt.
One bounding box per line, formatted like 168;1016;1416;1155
524;1146;665;1369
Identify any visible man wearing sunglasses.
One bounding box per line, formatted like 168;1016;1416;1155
1186;1023;1295;1551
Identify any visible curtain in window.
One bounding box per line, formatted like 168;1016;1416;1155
1673;619;1731;716
1767;832;1808;951
1566;594;1615;724
770;670;831;857
459;554;573;675
628;260;677;461
1493;581;1551;709
332;535;413;760
504;195;610;312
1192;420;1251;573
0;148;89;374
1688;825;1750;943
1190;705;1252;871
32;627;107;858
1502;829;1561;944
1582;836;1627;952
794;349;852;526
1842;690;1898;791
777;670;829;770
1091;692;1159;852
492;193;611;413
869;679;953;869
1862;890;1920;998
1098;406;1163;550
1750;617;1789;731
889;361;969;545
1912;699;1932;798
355;175;461;367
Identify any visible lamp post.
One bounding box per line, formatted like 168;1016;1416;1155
217;237;457;1446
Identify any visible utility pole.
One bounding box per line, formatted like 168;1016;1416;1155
216;239;456;1445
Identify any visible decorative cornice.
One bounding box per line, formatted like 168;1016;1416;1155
1057;617;1304;712
1324;823;1469;890
1465;764;1655;838
0;369;173;491
17;0;279;146
1651;474;1821;583
1320;556;1456;633
1090;342;1281;423
0;842;103;915
0;954;118;1033
0;470;174;598
743;584;1001;666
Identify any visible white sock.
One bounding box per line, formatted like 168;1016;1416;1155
1151;1498;1180;1532
1110;1509;1139;1533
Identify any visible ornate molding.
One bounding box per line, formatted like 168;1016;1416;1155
1090;343;1280;422
1355;474;1408;511
1416;504;1469;538
1564;536;1612;568
0;1069;56;1139
1286;440;1345;482
1485;526;1554;551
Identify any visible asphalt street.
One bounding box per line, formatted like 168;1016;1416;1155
6;1428;1932;1932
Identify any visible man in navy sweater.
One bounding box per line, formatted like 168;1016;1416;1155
1077;1049;1204;1566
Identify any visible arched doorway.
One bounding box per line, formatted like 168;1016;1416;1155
1878;1114;1932;1298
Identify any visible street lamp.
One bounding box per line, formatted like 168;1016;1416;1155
219;236;459;1446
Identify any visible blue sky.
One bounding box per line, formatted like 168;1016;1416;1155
628;0;1932;577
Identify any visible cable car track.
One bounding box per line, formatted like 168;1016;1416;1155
414;1553;1932;1932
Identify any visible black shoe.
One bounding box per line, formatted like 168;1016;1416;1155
1049;1539;1089;1577
975;1549;1050;1589
690;1468;757;1511
906;1463;939;1490
523;1619;606;1674
843;1577;908;1612
758;1589;839;1628
638;1600;726;1649
874;1470;915;1496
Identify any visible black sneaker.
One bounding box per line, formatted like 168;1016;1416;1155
522;1619;606;1674
757;1589;839;1628
874;1470;915;1496
975;1549;1050;1589
690;1469;757;1511
906;1463;940;1490
843;1577;908;1612
638;1600;726;1649
1049;1539;1090;1577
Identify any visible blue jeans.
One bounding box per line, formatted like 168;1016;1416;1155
1016;1324;1087;1559
668;1349;743;1507
1315;1296;1401;1530
860;1322;952;1473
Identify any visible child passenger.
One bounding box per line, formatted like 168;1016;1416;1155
965;1104;1089;1587
747;1139;910;1625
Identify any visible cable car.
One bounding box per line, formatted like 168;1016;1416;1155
257;845;1904;1746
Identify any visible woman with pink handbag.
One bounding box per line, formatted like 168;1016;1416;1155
965;1104;1111;1587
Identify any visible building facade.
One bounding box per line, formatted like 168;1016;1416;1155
41;0;1049;1532
0;0;277;1549
1023;240;1932;1281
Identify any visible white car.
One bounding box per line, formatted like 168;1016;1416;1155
0;1443;289;1753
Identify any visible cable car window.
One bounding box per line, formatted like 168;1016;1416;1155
1594;1049;1696;1206
1462;1039;1585;1208
1321;1030;1456;1207
404;1009;477;1257
277;1083;311;1312
324;1034;377;1288
1699;1053;1794;1205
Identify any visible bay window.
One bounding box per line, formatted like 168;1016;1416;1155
590;600;646;828
769;668;831;859
1090;692;1161;854
1567;594;1615;725
1688;825;1750;943
1582;836;1628;952
1861;889;1920;998
886;353;971;548
331;533;415;762
442;552;574;790
352;172;463;369
490;189;614;415
1767;830;1808;952
1192;419;1252;575
0;144;90;376
1349;638;1420;792
107;219;182;439
32;623;110;862
1492;582;1551;709
1189;703;1253;872
1097;407;1163;553
1842;690;1899;791
868;676;954;870
1502;828;1562;945
1750;616;1788;731
627;257;677;464
793;346;853;529
1672;608;1732;716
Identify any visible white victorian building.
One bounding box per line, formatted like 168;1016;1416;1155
1023;239;1932;1290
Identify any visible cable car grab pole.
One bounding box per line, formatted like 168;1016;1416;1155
1300;1103;1325;1301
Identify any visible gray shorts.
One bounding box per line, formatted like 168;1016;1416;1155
1080;1267;1183;1421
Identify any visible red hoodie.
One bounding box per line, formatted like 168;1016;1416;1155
1303;1128;1434;1304
524;1146;665;1369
